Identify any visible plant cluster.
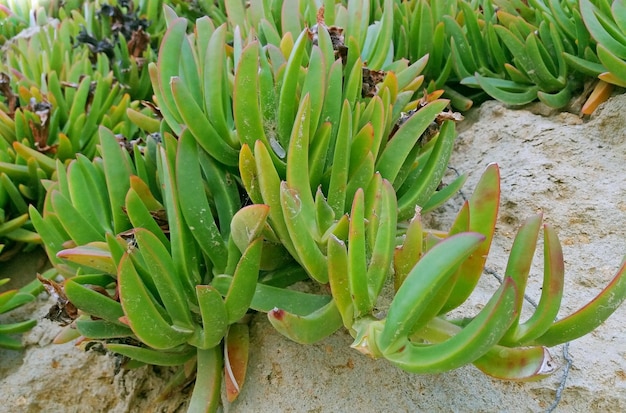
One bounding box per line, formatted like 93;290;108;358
384;0;626;113
0;1;625;412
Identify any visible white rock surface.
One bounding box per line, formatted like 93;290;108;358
1;94;625;412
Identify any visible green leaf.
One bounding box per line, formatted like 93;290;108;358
473;344;556;381
327;100;352;216
105;343;195;366
118;254;192;350
440;164;500;313
505;223;564;346
473;73;539;106
580;0;626;60
277;29;310;148
378;232;485;354
380;278;517;373
212;274;332;316
56;244;116;275
170;78;239;167
396;120;457;220
230;205;270;254
191;285;228;350
268;299;343;344
224;238;263;324
188;347;223;413
328;235;354;329
366;180;397;301
0;319;36;335
134;228;195;331
280;183;328;283
347;188;370;317
63;279;121;324
597;44;626;87
176;130;228;271
75;319;134;339
533;259;626;347
99;127;134;234
376;100;447;184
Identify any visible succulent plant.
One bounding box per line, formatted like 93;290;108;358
579;0;626;88
342;164;626;379
31;124;258;410
0;3;160;256
28;5;465;410
7;1;626;412
383;0;626;113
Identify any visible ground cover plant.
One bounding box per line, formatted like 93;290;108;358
1;1;626;412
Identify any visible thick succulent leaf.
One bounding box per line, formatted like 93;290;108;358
176;129;228;271
580;0;626;60
56;243;116;275
50;191;105;244
378;278;517;374
503;222;565;346
277;29;310;148
532;259;626;347
253;141;296;256
268;299;343;344
394;211;424;291
190;285;228;350
125;188;171;249
170;78;239;167
421;173;467;213
472;74;539;106
134;228;195;331
397;119;457;220
596;44;626;87
118;253;192;350
203;24;232;142
105;343;195;366
157;141;199;298
154;18;187;128
0;319;37;335
378;232;486;354
0;290;34;313
503;215;544;321
439;163;500;313
474;345;556;381
234;42;281;167
347;188;370;316
75;319;134;339
198;150;242;241
0;335;24;350
376;99;447;185
224;238;263;324
64;279;124;324
230;205;270;254
328;235;354;329
280;182;328;283
286;94;317;235
188;347;223;413
327;100;352;216
537;85;572;109
212;274;332;316
224;324;249;402
99;127;134;234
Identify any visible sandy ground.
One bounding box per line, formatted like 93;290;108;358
1;93;625;412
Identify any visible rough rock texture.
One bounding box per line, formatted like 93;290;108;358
1;94;625;412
